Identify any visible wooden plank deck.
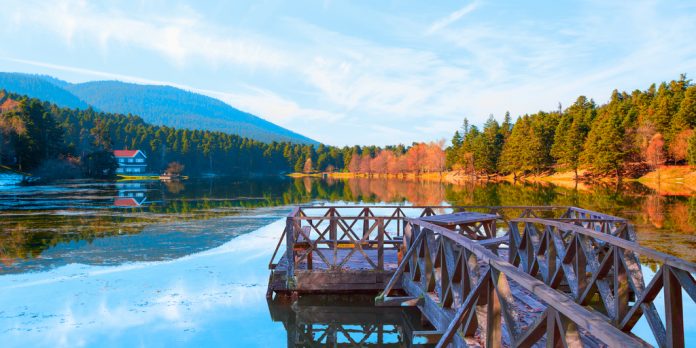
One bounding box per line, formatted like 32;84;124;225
270;248;401;293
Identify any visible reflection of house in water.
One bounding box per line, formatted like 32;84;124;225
114;181;148;207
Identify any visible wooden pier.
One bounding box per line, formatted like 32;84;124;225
267;205;696;347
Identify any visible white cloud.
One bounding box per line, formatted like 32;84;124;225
6;0;290;69
426;1;479;35
206;87;345;125
2;0;696;146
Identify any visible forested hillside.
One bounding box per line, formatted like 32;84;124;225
0;73;316;144
0;91;439;178
447;75;696;179
0;73;89;109
65;80;317;144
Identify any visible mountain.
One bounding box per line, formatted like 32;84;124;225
0;72;317;144
0;73;89;109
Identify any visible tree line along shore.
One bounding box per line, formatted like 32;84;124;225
1;75;695;183
295;75;696;185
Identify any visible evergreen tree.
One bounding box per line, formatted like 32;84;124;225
582;111;625;177
551;96;594;178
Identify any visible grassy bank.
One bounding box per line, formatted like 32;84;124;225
637;166;696;195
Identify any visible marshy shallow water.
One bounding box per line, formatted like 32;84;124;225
0;176;695;346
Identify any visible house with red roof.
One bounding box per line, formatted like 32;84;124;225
113;150;147;175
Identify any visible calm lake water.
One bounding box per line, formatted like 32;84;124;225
0;176;694;347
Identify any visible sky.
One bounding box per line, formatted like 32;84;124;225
0;0;695;146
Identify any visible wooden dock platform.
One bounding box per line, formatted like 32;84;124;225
267;205;696;347
269;248;401;293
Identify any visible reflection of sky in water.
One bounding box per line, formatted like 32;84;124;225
2;213;282;274
0;192;695;346
632;266;696;347
0;218;289;347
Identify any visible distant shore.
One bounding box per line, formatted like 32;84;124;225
289;165;696;194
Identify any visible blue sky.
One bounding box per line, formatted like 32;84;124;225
1;0;695;146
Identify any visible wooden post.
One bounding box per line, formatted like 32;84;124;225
545;227;556;285
664;266;685;348
614;245;629;324
486;275;502;348
331;218;337;267
575;234;587;297
378;218;384;271
285;216;295;288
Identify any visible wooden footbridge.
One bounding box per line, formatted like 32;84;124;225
267;205;696;347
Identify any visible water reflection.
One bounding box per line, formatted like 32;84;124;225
114;181;148;207
1;178;695;347
267;295;431;347
1;176;696;271
0;217;291;347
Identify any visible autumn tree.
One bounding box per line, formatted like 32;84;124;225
646;133;666;168
348;151;360;172
303;157;313;173
359;152;372;174
669;129;693;163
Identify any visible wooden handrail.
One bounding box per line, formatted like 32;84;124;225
278;205;628;277
381;218;651;347
509;217;696;347
512;218;696;273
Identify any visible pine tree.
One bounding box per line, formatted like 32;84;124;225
583;112;625;177
551;96;594;179
671;86;696;134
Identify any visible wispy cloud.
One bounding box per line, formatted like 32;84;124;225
1;0;696;146
5;0;290;69
426;1;479;35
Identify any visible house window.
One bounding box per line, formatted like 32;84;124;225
128;158;134;163
136;158;144;163
119;158;125;163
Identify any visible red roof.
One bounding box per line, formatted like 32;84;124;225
113;150;144;158
114;198;141;207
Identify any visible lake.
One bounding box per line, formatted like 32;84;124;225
0;176;694;347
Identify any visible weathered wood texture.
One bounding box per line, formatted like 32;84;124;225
268;205;578;295
267;205;694;348
380;218;652;348
508;218;696;348
420;212;498;240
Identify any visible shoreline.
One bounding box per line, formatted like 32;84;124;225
289;165;696;193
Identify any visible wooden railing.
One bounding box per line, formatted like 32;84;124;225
268;205;578;271
508;218;696;348
269;205;695;346
379;218;651;347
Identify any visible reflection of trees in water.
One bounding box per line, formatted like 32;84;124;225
643;195;665;228
671;200;696;234
0;217;147;267
5;177;696;265
164;180;185;194
344;178;446;206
